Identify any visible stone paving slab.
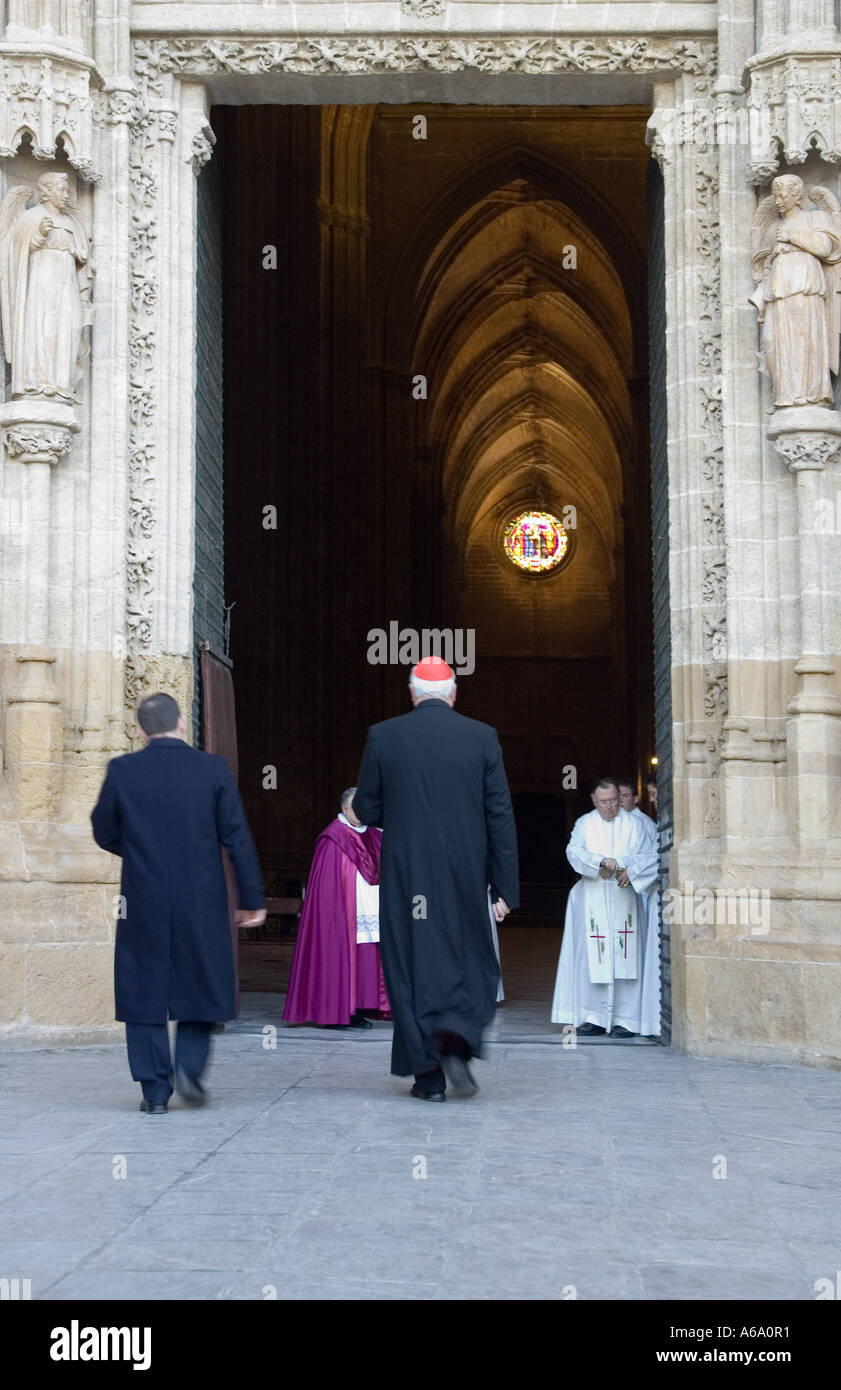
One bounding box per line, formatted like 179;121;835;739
0;1033;838;1301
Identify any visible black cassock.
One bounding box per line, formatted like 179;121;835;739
91;737;264;1024
353;699;519;1076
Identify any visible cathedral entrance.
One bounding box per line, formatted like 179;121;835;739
202;103;658;1032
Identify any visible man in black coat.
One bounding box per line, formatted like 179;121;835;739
91;693;265;1114
353;656;519;1101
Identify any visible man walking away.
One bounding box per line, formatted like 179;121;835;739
91;693;265;1113
353;657;518;1101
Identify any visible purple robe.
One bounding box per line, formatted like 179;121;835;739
283;819;389;1025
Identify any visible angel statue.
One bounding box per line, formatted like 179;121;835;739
750;175;841;409
0;171;93;403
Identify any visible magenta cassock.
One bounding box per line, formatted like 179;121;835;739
283;818;389;1026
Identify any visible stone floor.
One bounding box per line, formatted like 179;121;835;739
239;924;657;1043
1;1026;838;1301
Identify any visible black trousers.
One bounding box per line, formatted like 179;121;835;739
125;1021;213;1104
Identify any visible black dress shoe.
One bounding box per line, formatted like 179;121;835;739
576;1023;607;1036
410;1085;445;1102
175;1068;208;1105
139;1099;168;1114
610;1025;637;1038
348;1012;374;1029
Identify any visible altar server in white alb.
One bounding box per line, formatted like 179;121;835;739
551;777;659;1038
617;778;661;1036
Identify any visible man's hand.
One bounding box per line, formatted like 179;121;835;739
492;897;511;923
602;858;618;872
616;869;631;888
236;908;266;928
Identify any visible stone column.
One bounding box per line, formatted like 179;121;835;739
0;0;117;1036
648;64;725;856
0;0;101;824
716;0;790;846
769;409;841;843
745;1;841;847
126;52;216;738
67;2;137;812
0;406;77;818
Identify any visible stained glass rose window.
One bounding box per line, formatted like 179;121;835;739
503;511;568;573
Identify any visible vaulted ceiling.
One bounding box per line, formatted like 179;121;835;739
409;176;635;568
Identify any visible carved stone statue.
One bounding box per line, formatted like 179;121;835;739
0;171;93;403
750;175;841;409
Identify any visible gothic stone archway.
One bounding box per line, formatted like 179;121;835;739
124;35;721;1055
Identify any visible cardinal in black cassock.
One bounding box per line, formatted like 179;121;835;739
353;656;519;1100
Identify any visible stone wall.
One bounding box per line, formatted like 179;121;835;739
646;154;673;1042
0;1;839;1065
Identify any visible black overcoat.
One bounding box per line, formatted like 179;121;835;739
353;699;519;1076
91;737;265;1024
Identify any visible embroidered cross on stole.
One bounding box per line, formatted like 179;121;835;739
583;878;639;983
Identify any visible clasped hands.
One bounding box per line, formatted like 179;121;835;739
600;858;631;888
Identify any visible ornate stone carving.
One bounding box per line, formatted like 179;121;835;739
751;177;841;409
772;429;841;470
696;126;727;769
132;36;716;84
98;85;139;128
155;109;178;144
701;450;723;488
0;398;79;465
703;667;729;720
0;171;94;403
190;124;216;174
401;0;447;15
0;51;100;181
701;500;724;545
745;47;841;181
694;131;726;766
125;96;160;728
123;29;717;730
651;71;728;820
701;556;726;608
4;422;73;464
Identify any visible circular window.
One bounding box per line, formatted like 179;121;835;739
503;510;568;573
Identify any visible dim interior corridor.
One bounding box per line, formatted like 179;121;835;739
214;102;657;1001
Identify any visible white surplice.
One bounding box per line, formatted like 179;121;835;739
551;807;660;1035
355;875;380;944
339;812;381;944
630;805;662;1036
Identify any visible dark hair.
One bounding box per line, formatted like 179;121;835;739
137;692;180;735
341;787;356;810
646;769;658;785
617;778;636;793
592;777;619;794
